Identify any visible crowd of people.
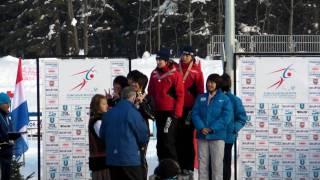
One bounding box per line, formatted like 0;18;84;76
0;46;247;180
87;46;248;180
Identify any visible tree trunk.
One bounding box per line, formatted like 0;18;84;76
67;0;79;55
55;19;62;55
217;0;223;35
289;0;293;35
157;0;161;51
149;0;153;53
136;0;142;57
83;0;88;55
188;0;192;45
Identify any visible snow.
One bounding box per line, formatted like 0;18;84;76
105;3;115;11
47;24;55;40
71;18;77;27
158;0;178;16
191;0;209;4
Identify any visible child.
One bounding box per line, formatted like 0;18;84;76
88;94;110;180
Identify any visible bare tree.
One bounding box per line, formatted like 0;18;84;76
83;0;89;55
66;0;79;55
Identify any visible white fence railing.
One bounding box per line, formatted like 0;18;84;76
207;35;320;56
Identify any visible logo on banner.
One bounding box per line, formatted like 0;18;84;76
245;165;253;177
246;78;251;85
75;110;82;122
300;122;305;128
271;160;280;177
49;80;55;87
284;116;293;128
48;112;57;129
75;160;84;178
298;153;307;171
49;136;55;142
245;116;253;127
286;134;292;141
300;103;305;109
258;103;266;115
246;134;252;140
267;64;294;89
258;153;266;170
62;105;69;116
284;166;293;179
71;66;96;91
313;134;319;141
272;128;278;134
259;122;265;128
312;111;320;127
62;156;70;172
49;167;57;180
313;167;320;178
76;129;82;136
313;78;319;85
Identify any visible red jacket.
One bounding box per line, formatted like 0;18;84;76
176;59;204;108
148;65;184;118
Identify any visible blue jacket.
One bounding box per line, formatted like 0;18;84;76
100;100;149;166
224;92;247;144
192;89;233;141
0;110;13;158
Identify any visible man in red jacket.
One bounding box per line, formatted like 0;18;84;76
176;46;204;176
148;47;184;162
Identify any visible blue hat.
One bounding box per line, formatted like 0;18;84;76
182;46;194;56
156;48;171;61
0;92;11;105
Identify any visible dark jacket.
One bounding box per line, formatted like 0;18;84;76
0;109;13;158
100;100;149;166
176;59;204;108
192;90;233;141
148;65;184;118
225;92;247;144
88;113;106;171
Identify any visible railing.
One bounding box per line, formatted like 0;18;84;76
207;35;320;55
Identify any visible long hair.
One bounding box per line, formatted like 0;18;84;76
89;94;106;123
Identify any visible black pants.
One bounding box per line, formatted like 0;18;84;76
109;166;143;180
140;144;148;180
0;157;12;180
223;143;233;180
155;111;178;161
176;108;195;171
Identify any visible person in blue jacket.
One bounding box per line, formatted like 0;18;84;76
0;92;13;180
100;86;149;180
192;74;233;180
221;73;247;180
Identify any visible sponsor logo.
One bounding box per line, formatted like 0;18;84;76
286;134;292;141
313;78;319;85
71;66;96;91
246;78;251;85
246;134;252;140
257;153;266;170
268;64;294;89
245;166;253;177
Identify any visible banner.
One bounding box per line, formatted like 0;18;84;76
237;56;320;180
42;58;128;180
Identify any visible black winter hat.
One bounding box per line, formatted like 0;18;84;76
156;48;171;61
154;159;181;179
182;46;194;56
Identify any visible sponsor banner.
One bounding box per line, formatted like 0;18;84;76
42;58;129;180
237;56;320;179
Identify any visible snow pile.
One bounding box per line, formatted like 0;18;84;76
71;18;77;27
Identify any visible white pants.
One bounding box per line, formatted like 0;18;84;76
198;139;225;180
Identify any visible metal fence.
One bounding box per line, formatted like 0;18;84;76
207;35;320;56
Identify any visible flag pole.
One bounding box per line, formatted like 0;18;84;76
36;58;41;180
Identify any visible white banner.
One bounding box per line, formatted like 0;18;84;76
237;56;320;180
42;58;128;180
